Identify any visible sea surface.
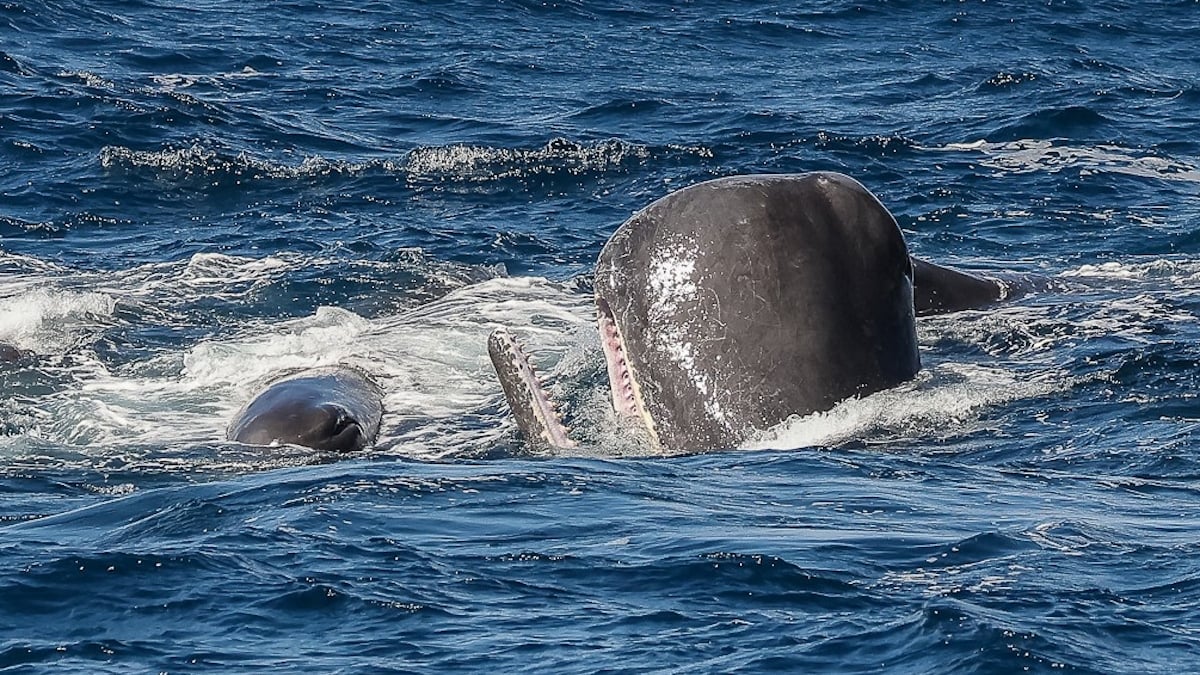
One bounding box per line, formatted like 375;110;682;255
2;0;1200;672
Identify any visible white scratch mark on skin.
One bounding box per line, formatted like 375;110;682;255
646;241;697;319
706;398;728;426
643;238;734;432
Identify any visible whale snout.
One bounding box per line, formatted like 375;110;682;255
231;402;367;452
227;367;384;453
305;403;368;452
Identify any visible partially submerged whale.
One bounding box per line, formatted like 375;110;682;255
0;342;32;363
227;365;384;452
490;171;1026;454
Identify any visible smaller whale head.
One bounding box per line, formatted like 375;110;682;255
227;367;384;453
0;342;32;363
232;402;369;453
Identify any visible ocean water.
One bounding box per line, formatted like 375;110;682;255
2;0;1200;672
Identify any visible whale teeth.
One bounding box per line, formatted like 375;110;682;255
487;328;576;450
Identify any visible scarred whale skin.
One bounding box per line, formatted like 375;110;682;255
594;172;921;453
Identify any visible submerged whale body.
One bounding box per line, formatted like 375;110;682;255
0;343;30;363
489;171;1018;454
227;366;384;452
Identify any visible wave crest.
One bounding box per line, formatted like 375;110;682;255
98;137;714;186
931;139;1200;182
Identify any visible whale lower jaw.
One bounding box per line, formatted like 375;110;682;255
487;329;576;451
487;303;663;453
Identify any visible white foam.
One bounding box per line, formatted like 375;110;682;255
99;137;716;188
100;251;297;304
150;66;267;91
1062;258;1200;281
56;70;114;88
181;306;374;387
0;288;116;353
402;138;655;182
99;144;359;180
0;251;501;460
929;139;1200;183
369;277;594;455
2;275;596;461
28;305;377;448
745;363;1068;451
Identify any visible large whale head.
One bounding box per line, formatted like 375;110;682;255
594;172;921;453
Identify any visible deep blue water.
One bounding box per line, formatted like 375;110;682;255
3;0;1200;672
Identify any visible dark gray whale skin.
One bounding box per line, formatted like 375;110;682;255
0;343;31;363
912;257;1009;315
227;366;383;452
595;172;926;453
492;172;1023;454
